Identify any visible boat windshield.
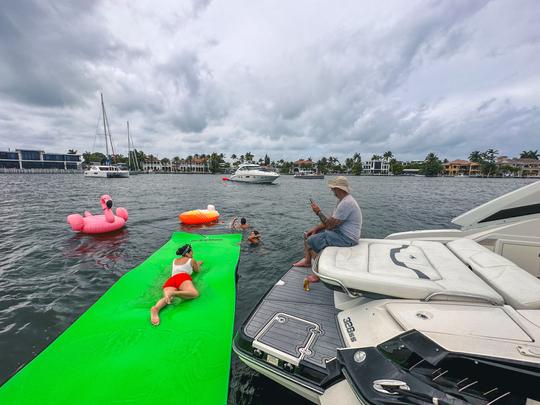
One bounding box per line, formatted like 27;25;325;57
239;165;261;171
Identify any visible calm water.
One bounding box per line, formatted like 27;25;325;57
0;174;536;403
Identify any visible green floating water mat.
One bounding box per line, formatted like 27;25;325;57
0;232;242;405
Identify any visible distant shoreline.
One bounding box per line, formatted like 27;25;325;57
1;168;538;179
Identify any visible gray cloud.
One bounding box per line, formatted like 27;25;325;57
0;0;539;161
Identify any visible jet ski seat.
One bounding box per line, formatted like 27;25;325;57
314;239;504;305
447;238;540;309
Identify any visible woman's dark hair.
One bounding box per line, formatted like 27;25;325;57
253;230;259;235
240;217;247;225
176;244;192;256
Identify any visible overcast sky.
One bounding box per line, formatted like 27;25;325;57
0;0;539;162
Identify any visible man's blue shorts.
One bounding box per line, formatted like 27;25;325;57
307;230;358;253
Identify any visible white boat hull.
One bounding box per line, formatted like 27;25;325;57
234;349;322;403
294;174;325;179
233;180;540;404
229;175;279;184
84;170;129;178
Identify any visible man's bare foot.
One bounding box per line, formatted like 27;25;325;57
150;307;160;326
307;274;320;283
293;258;312;267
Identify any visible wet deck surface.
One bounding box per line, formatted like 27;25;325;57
244;266;343;368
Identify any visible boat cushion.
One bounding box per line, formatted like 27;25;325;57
447;238;540;309
317;239;504;304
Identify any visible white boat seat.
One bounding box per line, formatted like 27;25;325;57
315;239;504;305
447;238;540;310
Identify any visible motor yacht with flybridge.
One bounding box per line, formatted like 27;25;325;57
234;181;540;405
229;164;279;184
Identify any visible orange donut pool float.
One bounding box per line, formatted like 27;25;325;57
179;204;220;225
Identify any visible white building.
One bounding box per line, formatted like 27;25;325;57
172;158;210;173
362;158;390;175
142;157;163;172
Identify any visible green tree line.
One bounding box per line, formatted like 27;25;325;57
82;148;538;176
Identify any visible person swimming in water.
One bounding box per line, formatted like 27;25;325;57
230;217;250;230
150;244;203;326
248;230;261;245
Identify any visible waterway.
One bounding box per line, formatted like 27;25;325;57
0;173;536;404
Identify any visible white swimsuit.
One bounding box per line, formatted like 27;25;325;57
171;258;193;276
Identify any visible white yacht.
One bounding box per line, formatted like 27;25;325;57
229;164;279;184
84;165;129;178
234;181;540;405
294;169;325;179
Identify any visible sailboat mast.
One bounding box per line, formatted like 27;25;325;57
127;121;131;169
101;93;109;157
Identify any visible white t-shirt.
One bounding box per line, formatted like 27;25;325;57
332;194;362;241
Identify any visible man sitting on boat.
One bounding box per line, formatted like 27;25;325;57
293;176;362;277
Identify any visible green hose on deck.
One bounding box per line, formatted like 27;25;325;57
0;232;242;405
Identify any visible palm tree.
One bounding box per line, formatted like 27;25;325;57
345;158;354;173
231;154;237;160
469;151;482;163
245;152;254;163
482;149;499;163
423;152;443;176
371;154;382;160
520;150;539;159
383;151;393;160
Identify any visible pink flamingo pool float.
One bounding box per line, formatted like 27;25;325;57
67;195;128;234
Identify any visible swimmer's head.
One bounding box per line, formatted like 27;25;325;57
176;244;192;256
240;218;247;225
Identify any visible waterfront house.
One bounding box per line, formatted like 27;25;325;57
0;149;81;171
142;156;163;172
496;156;540;177
362;158;390;175
172;158;210;173
292;159;315;174
443;160;481;176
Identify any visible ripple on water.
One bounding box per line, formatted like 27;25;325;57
0;173;536;403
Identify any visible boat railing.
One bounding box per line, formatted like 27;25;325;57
423;291;501;306
311;255;361;298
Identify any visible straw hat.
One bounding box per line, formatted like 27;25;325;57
328;176;350;193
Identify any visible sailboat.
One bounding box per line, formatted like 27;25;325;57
127;121;143;175
84;93;129;178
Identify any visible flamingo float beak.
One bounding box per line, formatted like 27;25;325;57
100;194;113;210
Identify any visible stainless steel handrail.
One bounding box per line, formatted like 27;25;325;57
424;291;501;306
311;255;361;298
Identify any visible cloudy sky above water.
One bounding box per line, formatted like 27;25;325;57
0;0;539;161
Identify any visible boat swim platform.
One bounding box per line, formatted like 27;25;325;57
242;266;344;370
0;232;242;405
